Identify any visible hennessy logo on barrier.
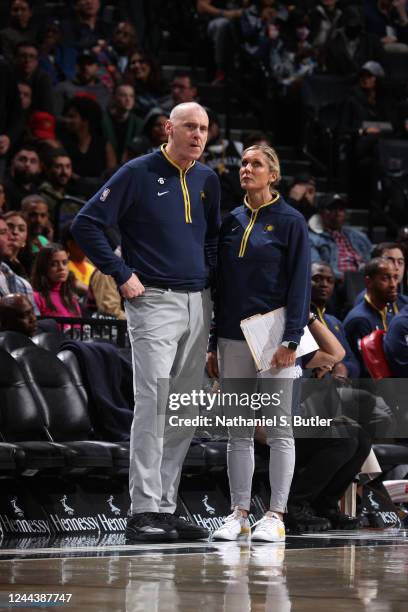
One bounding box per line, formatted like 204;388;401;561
368;490;380;510
202;495;215;515
60;495;75;516
107;496;121;516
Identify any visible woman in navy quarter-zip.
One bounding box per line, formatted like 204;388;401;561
208;144;311;542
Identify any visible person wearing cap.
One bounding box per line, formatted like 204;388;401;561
325;5;385;75
309;193;372;279
343;257;399;375
37;19;77;85
125;108;169;159
54;51;110;117
72;102;220;543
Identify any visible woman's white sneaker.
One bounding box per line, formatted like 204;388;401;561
212;507;251;541
251;512;285;542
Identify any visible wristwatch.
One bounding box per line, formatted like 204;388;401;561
308;313;318;326
281;340;298;351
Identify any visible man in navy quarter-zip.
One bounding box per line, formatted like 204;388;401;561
343;258;399;376
72;102;221;542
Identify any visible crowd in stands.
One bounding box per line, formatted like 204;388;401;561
1;0;408;532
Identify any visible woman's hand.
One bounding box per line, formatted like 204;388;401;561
206;351;219;378
270;345;297;369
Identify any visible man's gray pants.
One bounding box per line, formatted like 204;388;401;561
125;287;212;514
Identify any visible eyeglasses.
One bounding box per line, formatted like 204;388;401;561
19;53;38;60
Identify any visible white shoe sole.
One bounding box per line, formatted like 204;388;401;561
251;533;285;542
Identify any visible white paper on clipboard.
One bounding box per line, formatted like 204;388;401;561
240;307;319;372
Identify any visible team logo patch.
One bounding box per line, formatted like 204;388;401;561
158;177;165;184
200;191;206;201
100;188;110;202
405;334;408;345
264;224;274;232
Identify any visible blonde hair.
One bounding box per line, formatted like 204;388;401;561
242;144;281;185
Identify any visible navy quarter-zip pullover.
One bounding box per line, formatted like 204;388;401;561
216;195;311;344
72;146;221;290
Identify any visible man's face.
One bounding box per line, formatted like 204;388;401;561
0;295;37;336
77;61;98;83
112;22;136;52
12;149;41;183
11;0;32;28
0;219;13;259
311;264;335;305
75;0;100;18
321;205;346;231
49;156;72;187
368;263;399;304
171;77;197;105
27;202;49;229
382;248;405;284
114;85;135;112
18;82;32;110
16;45;39;77
166;107;209;163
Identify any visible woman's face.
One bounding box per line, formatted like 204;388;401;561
240;150;275;192
18;82;32;110
6;214;27;252
150;115;168;145
130;53;150;81
48;250;69;284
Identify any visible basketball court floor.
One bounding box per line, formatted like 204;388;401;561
0;530;407;611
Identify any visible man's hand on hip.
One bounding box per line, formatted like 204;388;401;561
120;273;145;298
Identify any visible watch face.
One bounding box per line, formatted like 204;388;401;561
288;342;298;351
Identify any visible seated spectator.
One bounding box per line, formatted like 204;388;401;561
3;210;30;277
0;213;38;313
60;0;112;52
31;242;81;318
196;0;244;82
159;70;198;113
2;145;42;210
17;80;32;119
286;172;317;221
126;108;168;159
123;50;162;116
39;150;90;214
54;51;111;116
203;109;243;215
0;292;37;336
59;96;116;179
384;304;408;376
0;60;23;178
354;242;408;307
37;19;77;85
61;222;94;296
26;111;62;158
324;5;385;76
310;0;342;48
365;0;408;52
14;41;54;114
242;130;272;148
87;268;126;320
309;193;372;279
21;194;52;251
0;0;37;64
103;84;143;164
343;257;400;374
96;21;138;82
311;261;360;378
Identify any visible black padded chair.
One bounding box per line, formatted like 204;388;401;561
13;346;126;472
373;443;408;480
0;443;19;475
0;348;68;474
0;331;34;352
32;331;64;353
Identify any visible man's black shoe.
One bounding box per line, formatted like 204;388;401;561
316;507;363;530
285;503;331;533
160;513;210;540
125;512;178;543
